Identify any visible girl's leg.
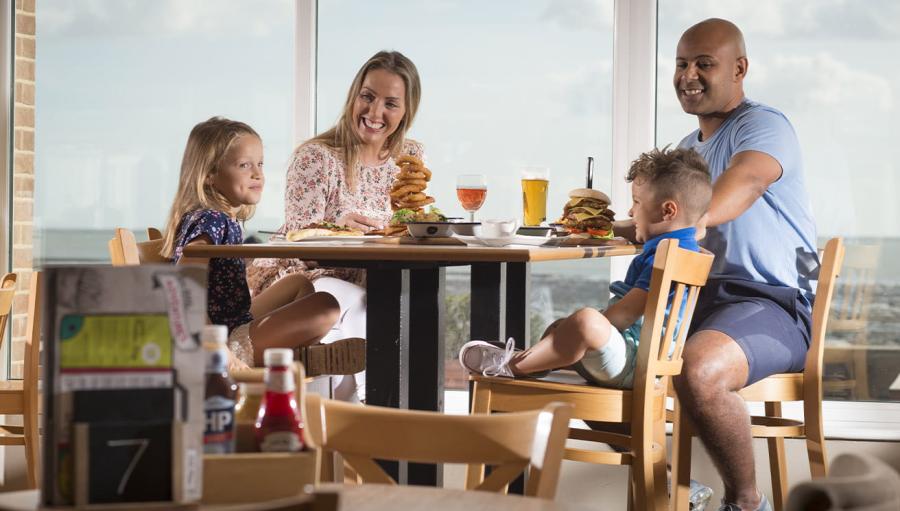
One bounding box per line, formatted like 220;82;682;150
248;291;340;366
249;273;315;319
509;307;613;375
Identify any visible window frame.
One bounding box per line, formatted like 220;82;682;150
295;0;900;440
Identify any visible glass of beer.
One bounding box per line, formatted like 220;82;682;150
521;167;549;226
456;174;487;222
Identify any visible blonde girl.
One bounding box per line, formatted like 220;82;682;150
162;117;340;369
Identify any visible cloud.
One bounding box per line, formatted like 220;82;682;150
541;0;614;32
38;0;291;38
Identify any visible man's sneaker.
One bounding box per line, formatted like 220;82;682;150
717;492;771;511
298;337;366;377
689;480;714;511
459;338;518;377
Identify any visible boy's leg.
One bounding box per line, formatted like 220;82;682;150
250;272;316;319
509;307;613;376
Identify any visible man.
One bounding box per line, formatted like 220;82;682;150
616;18;818;511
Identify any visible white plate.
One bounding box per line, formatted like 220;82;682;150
459;235;552;247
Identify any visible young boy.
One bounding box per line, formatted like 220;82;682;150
459;146;712;388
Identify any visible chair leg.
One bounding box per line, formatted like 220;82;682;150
627;465;635;511
465;381;491;490
653;418;669;511
805;398;828;479
24;405;39;489
671;399;693;511
765;402;788;511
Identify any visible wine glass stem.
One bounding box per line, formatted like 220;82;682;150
469;211;475;222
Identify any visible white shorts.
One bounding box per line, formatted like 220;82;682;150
571;327;637;389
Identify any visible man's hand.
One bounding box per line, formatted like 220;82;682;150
695;212;709;241
613;219;638;243
337;213;384;233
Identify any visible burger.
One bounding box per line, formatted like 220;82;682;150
557;188;615;238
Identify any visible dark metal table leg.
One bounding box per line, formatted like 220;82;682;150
470;263;504;341
505;262;531;495
407;267;445;486
365;267;406;482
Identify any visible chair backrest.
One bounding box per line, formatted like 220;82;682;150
803;238;845;402
23;271;41;434
828;242;876;336
0;273;17;351
146;227;163;240
630;239;714;425
303;394;572;498
109;228;168;266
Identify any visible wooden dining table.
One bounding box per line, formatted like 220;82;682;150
184;239;639;486
0;483;600;511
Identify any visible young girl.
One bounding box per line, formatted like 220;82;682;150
161;116;341;370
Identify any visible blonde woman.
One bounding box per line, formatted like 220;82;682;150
162;117;340;369
248;51;426;400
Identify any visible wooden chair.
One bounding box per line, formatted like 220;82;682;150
146;226;163;240
0;273;16;340
108;227;168;265
0;271;42;488
467;239;714;511
671;238;845;511
302;394;572;499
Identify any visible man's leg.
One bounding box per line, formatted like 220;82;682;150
674;329;760;510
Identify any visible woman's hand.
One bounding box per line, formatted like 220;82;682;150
337;212;384;233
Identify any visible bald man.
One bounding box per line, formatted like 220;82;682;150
669;19;818;511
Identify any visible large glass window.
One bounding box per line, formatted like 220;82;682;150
317;0;616;388
657;1;900;402
35;0;294;265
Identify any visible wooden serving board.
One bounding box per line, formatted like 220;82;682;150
369;236;467;246
545;236;631;247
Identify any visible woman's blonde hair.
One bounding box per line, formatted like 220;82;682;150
306;50;421;191
162;117;260;258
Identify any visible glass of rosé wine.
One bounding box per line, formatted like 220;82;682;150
456;174;487;222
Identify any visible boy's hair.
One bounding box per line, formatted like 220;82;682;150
161;117;260;258
626;146;712;223
306;50;421;192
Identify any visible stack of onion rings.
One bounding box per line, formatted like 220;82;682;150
390;155;435;211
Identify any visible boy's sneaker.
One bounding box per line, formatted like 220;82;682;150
459;338;518;377
717;493;771;511
298;337;366;377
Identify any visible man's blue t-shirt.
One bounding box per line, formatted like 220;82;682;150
677;98;818;305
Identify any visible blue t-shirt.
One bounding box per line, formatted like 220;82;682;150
611;227;700;344
172;209;253;332
678;98;818;305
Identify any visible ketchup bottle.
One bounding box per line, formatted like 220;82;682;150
255;348;304;452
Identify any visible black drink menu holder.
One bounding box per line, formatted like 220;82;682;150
41;265;207;509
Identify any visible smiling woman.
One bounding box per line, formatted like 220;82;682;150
247;50;426;401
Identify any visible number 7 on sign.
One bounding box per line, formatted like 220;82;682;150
106;438;149;495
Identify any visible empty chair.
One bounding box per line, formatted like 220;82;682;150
108;227;168;265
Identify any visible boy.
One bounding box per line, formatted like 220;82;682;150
459;146;712;387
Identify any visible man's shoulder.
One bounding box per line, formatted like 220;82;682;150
734;99;793;129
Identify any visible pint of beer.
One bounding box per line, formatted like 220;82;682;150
521;167;549;226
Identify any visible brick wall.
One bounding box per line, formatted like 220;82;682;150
10;0;35;379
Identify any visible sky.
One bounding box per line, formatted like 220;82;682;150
34;0;900;246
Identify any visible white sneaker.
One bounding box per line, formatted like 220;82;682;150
458;338;517;378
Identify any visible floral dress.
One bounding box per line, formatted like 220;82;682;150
247;139;426;295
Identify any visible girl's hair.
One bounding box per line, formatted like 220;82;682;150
161;116;260;258
305;50;421;191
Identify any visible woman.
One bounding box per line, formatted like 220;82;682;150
248;50;425;401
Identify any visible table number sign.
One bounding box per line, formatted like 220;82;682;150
41;266;207;508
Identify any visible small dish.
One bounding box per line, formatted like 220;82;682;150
474;235;517;247
406;222;454;238
449;222;481;236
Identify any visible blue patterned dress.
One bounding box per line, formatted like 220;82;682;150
172;209;253;332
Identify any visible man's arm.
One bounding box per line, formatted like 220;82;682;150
604;288;647;333
705;150;782;227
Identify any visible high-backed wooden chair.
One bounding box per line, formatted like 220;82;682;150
146;227;163;240
0;273;16;340
108;227;168;265
303;394;572;499
671;238;845;511
467;239;714;511
0;271;42;488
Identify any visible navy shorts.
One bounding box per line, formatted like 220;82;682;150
689;279;812;386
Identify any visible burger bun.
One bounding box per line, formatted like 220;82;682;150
568;188;611;203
